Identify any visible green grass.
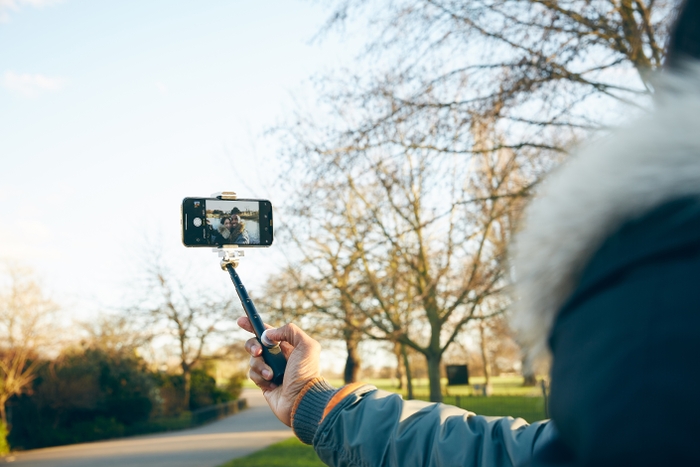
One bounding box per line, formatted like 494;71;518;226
218;437;324;467
439;395;546;422
244;375;544;397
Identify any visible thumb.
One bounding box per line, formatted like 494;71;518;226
264;323;313;348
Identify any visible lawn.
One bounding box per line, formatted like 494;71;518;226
243;375;544;397
218;437;325;467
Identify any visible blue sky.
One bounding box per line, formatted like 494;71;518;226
0;0;360;320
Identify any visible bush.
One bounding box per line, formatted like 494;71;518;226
0;421;9;455
153;366;245;414
8;347;155;450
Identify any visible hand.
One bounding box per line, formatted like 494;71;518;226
237;317;322;426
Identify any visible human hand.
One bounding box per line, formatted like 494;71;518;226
237;318;322;426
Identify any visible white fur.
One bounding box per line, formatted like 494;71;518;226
511;67;700;365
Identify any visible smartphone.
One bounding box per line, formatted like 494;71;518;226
181;197;273;247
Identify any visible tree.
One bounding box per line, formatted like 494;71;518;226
80;313;151;355
0;263;58;428
275;102;532;402
8;346;155;450
317;0;673;152
136;261;238;411
267;0;678;400
261;241;369;384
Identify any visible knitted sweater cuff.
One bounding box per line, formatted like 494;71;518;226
291;378;337;445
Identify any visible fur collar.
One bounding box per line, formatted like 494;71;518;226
511;67;700;365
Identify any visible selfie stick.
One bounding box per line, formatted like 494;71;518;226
214;192;286;385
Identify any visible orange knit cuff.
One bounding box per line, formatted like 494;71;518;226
321;381;367;422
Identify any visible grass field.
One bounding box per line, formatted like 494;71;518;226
218;438;325;467
243;375;544;397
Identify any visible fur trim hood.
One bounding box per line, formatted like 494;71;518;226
511;67;700;364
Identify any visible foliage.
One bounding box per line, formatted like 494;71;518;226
218;437;326;467
0;263;59;426
135;260;238;411
7;346;154;450
7;347;244;450
0;421;8;455
154;366;243;415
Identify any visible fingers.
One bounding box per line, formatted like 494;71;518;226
244;335;276;389
236;316;273;334
237;316;255;334
265;323;318;350
244;335;262;357
248;355;277;390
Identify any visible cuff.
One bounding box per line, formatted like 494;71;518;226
291;378;337;445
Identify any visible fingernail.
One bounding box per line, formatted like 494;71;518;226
253;345;261;355
269;383;277;389
262;369;272;379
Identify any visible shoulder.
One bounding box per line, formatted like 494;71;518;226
511;68;700;362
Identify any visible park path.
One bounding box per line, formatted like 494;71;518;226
1;389;292;467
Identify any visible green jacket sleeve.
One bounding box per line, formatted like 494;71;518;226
311;386;553;467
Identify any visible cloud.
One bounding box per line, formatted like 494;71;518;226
2;71;65;98
0;0;63;22
155;81;168;95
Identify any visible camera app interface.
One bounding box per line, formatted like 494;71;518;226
205;199;262;246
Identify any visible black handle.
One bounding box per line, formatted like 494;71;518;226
225;264;286;385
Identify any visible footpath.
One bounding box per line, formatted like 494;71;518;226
2;389;292;467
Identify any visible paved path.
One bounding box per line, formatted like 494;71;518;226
2;389;292;467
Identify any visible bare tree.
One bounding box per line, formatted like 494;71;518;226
273;101;532;401
0;263;59;427
261;247;368;384
80;313;151;355
267;0;678;402
136;262;238;411
316;0;674;154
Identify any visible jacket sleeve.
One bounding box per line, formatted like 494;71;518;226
291;379;554;467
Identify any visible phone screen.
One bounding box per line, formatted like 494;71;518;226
181;197;273;247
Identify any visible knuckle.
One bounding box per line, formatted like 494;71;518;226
307;337;321;353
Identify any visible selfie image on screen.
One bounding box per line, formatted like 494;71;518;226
205;200;261;246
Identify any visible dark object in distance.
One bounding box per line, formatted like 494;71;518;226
446;364;469;386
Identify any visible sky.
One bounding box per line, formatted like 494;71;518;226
0;1;361;327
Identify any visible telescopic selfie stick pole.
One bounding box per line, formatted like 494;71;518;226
213;192;286;385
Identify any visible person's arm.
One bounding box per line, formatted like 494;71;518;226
239;318;553;467
306;383;553;467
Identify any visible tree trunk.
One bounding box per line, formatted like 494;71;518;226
344;333;362;384
522;357;537;386
426;352;443;403
183;367;192;411
393;342;404;389
479;321;493;396
0;400;6;427
401;343;414;400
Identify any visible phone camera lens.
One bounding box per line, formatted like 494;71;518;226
193;217;202;227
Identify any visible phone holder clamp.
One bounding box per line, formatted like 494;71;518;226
211;191;237;200
211;192;244;269
218;247;244;270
